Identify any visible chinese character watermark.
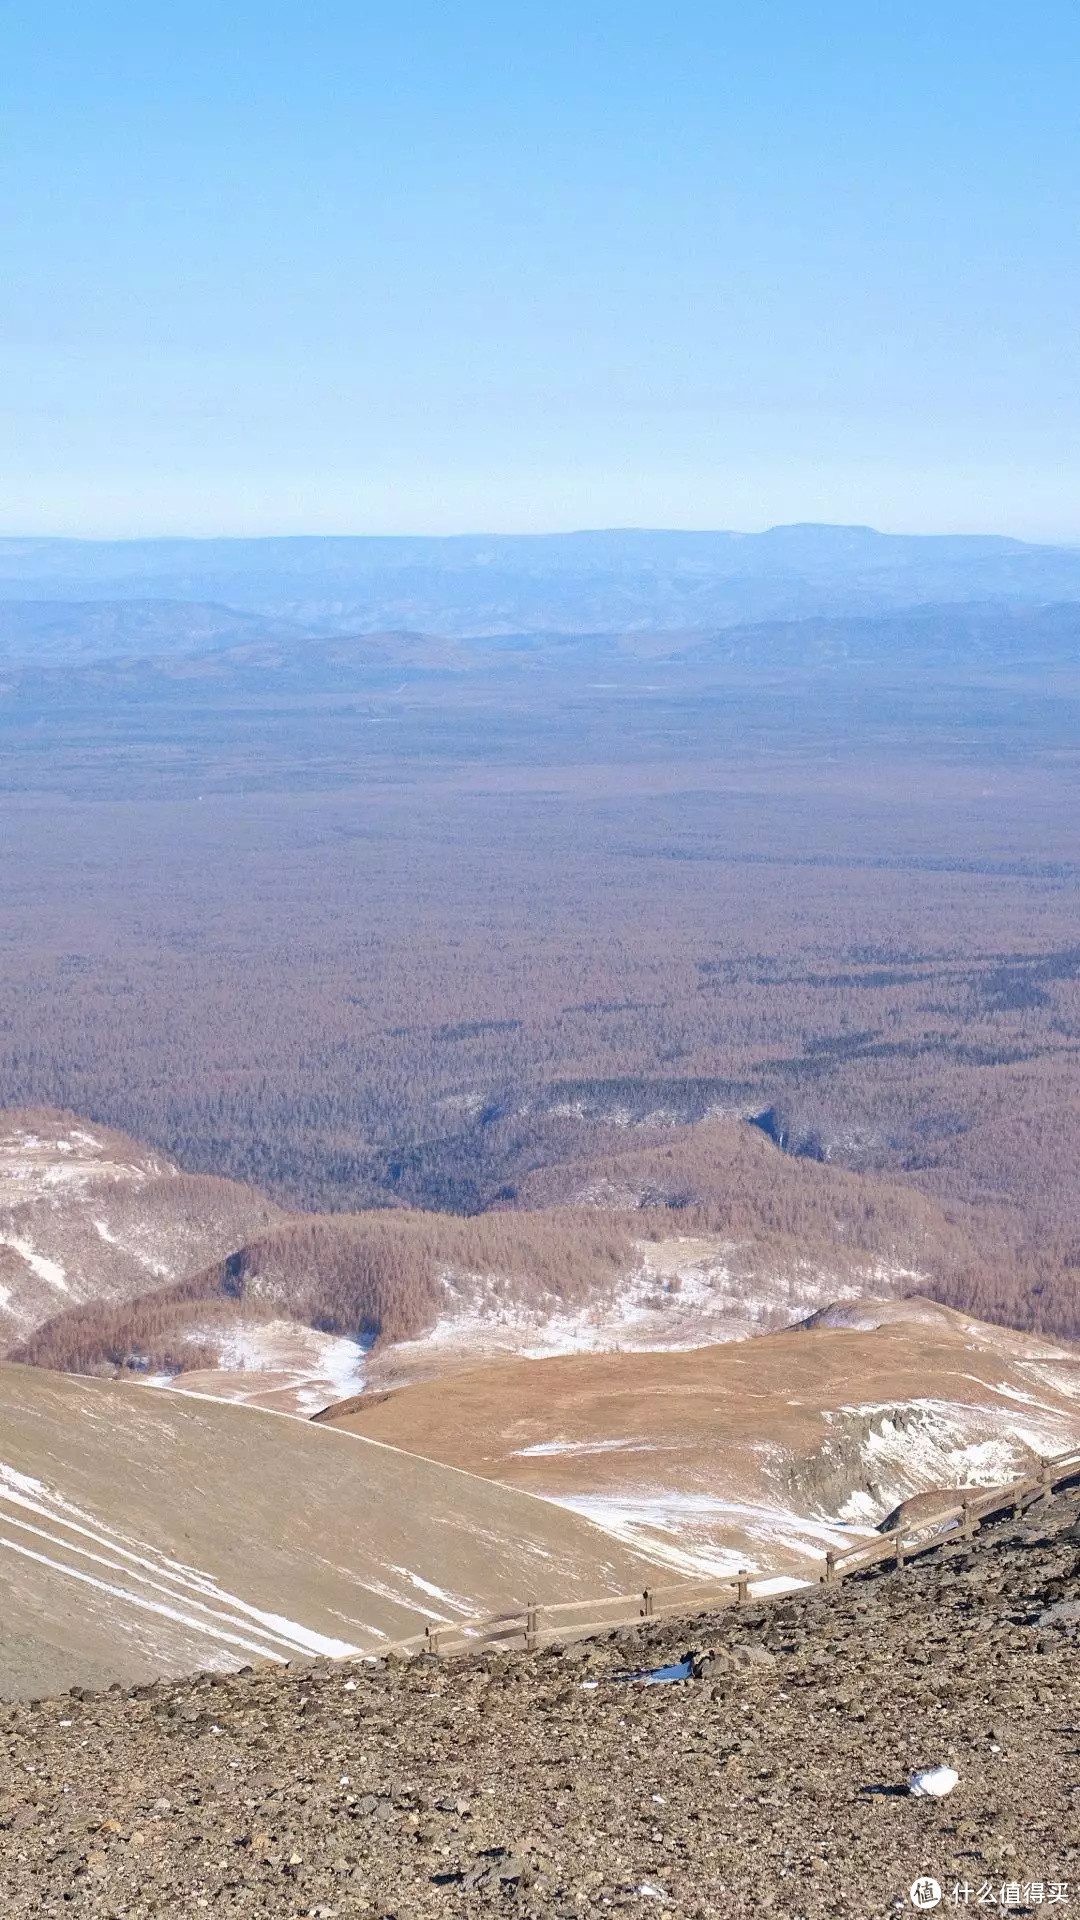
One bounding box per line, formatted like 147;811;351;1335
909;1883;1071;1909
910;1880;943;1910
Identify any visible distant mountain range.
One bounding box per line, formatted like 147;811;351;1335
5;600;1080;694
2;523;1080;657
0;598;305;664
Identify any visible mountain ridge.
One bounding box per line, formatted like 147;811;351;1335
4;524;1080;641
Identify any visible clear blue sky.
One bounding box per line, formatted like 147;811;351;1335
2;2;1079;539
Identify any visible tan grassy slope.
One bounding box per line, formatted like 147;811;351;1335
0;1363;670;1701
320;1300;1080;1579
0;1108;286;1352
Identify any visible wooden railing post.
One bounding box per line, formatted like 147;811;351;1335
344;1444;1080;1673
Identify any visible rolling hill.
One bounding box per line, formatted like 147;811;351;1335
11;1111;1002;1412
6;525;1080;638
318;1301;1080;1580
0;1362;672;1700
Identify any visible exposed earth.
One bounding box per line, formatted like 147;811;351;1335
4;1481;1080;1917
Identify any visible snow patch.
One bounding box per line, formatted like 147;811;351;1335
385;1566;476;1616
372;1240;924;1390
92;1219;170;1278
0;1237;69;1293
820;1394;1077;1526
158;1320;372;1417
514;1438;660;1458
548;1489;874;1581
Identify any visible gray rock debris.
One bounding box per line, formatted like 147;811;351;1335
2;1485;1080;1917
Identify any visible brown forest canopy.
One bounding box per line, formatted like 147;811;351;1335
1;614;1080;1347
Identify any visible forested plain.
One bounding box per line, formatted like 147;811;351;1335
2;611;1080;1338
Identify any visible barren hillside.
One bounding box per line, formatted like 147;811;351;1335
0;1109;286;1352
320;1302;1080;1578
0;1363;673;1700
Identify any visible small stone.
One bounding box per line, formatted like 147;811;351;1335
1039;1599;1080;1627
731;1644;776;1668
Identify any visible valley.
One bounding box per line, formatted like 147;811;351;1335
3;531;1080;1736
3;1105;1080;1667
5;0;1079;1899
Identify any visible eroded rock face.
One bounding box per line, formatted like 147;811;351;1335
4;1486;1080;1916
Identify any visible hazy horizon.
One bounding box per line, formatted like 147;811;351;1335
1;520;1079;549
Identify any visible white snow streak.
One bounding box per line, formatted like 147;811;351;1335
549;1490;873;1580
0;1460;359;1661
386;1566;476;1615
0;1236;68;1292
514;1437;660;1458
0;1535;287;1662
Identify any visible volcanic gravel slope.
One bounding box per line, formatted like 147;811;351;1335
4;1486;1080;1918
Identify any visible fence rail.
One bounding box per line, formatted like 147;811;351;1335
352;1443;1080;1666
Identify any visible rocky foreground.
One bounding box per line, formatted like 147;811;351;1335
4;1489;1080;1919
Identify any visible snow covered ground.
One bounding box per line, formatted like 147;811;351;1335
155;1233;913;1416
364;1236;913;1395
548;1489;876;1581
0;1120;174;1207
830;1395;1080;1524
0;1235;69;1293
0;1108;285;1351
157;1320;372;1418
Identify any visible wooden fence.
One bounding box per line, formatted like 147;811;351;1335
354;1443;1080;1665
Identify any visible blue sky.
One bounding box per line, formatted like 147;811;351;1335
2;2;1078;538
